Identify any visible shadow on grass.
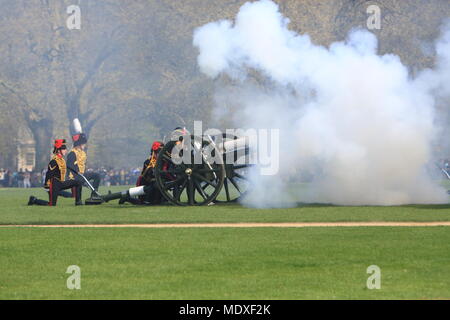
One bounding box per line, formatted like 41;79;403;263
215;202;450;210
206;202;337;209
401;204;450;210
83;200;450;210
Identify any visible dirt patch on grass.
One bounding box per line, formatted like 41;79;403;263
1;222;450;228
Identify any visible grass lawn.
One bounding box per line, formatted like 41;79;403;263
0;186;450;224
0;187;450;299
1;227;450;299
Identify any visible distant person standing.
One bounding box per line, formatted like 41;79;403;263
41;168;48;185
0;169;4;187
120;169;126;185
114;170;120;185
4;169;10;187
11;171;18;187
31;171;40;187
23;170;31;188
17;170;24;188
104;173;111;187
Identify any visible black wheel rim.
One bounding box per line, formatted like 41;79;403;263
155;137;225;206
213;133;252;203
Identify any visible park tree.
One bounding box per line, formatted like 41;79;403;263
1;0;449;170
0;0;149;169
0;100;21;168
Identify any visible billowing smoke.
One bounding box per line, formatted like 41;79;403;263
193;0;450;206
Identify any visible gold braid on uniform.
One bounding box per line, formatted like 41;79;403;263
69;148;87;179
142;153;158;179
73;148;87;173
54;155;66;181
149;153;157;168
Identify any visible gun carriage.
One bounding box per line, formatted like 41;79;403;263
154;133;251;206
98;132;252;206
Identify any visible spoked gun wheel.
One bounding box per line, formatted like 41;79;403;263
214;133;252;203
154;136;225;206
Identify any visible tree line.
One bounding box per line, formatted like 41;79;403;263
1;0;448;169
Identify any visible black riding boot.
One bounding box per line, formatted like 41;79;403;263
28;196;49;206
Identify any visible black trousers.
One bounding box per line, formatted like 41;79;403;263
83;172;101;190
57;190;73;198
74;172;101;198
34;179;82;206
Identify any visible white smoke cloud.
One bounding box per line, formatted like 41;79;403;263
193;0;450;206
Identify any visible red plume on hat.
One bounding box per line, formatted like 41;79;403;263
71;118;87;147
54;139;66;149
72;133;87;147
72;134;80;142
151;141;164;156
152;141;162;151
53;139;67;154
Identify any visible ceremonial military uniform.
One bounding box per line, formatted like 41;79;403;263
139;141;164;204
28;139;82;206
66;133;101;198
119;141;164;205
67;147;87;179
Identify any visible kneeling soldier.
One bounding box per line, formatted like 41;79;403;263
28;139;82;206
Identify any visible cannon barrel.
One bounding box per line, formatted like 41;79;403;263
219;137;248;153
213;135;254;165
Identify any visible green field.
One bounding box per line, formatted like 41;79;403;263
2;186;450;224
1;187;450;299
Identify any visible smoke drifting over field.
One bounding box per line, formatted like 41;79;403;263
193;0;450;206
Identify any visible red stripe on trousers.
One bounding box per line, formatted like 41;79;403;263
48;180;53;206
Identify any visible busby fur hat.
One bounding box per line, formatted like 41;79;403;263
72;133;88;147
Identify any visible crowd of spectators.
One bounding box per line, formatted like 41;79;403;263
0;167;141;188
0;169;36;188
3;159;450;188
95;167;141;187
